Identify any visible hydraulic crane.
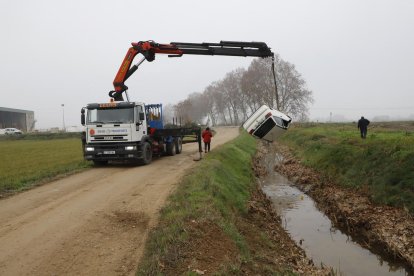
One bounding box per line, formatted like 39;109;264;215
81;40;286;166
108;40;275;101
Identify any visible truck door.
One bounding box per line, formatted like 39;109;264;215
134;105;147;139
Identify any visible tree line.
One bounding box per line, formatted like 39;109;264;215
165;55;313;126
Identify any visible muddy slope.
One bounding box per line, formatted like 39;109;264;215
271;141;414;270
158;143;331;275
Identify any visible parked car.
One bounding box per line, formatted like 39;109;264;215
4;128;23;135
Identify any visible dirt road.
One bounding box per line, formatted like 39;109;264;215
0;127;239;276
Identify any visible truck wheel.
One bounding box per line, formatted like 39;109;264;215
175;137;182;154
93;160;108;166
166;142;176;156
140;142;152;165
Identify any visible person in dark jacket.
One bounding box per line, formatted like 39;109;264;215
202;127;213;153
357;116;370;139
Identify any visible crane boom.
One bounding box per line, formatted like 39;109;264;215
109;40;274;101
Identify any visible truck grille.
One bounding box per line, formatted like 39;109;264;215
92;135;127;141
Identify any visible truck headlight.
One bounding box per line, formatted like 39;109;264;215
125;146;136;151
85;146;95;152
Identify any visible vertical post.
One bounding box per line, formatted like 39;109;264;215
271;56;280;110
61;104;66;132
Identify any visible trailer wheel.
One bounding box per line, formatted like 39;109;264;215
175;137;182;154
140;142;152;165
93;160;108;166
166;142;176;156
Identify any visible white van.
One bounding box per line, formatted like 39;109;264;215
243;105;291;142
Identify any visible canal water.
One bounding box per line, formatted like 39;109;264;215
260;153;410;275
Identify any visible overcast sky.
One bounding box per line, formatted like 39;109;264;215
1;0;413;128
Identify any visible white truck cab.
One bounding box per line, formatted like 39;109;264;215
83;102;147;145
243;105;291;142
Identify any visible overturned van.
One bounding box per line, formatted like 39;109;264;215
243;105;291;142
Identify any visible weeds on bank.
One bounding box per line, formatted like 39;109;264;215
137;133;308;275
279;123;414;213
138;132;275;275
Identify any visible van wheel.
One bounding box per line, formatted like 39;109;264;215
175;137;182;154
166;142;176;156
140;142;153;165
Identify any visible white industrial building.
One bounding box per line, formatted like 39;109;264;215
0;107;35;132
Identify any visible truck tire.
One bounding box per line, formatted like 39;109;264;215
175;137;182;154
93;160;108;166
140;142;153;165
166;141;176;156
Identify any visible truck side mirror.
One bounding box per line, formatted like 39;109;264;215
139;112;145;121
81;108;85;126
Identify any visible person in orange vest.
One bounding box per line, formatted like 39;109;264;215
201;127;213;153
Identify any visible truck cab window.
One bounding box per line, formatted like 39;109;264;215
87;108;134;124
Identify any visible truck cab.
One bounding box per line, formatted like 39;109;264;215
81;101;153;165
83;102;146;144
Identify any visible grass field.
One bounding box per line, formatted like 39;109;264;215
0;138;89;194
278;122;414;213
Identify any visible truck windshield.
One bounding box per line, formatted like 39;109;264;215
87;108;134;124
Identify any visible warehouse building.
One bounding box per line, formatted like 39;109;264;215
0;107;35;132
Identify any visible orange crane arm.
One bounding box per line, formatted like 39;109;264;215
110;40;274;101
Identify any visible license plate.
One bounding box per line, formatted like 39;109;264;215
103;151;115;154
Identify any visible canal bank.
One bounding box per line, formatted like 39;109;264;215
260;141;414;274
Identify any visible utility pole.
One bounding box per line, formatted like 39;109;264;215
61;104;66;132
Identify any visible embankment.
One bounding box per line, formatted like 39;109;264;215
275;123;414;269
137;132;331;275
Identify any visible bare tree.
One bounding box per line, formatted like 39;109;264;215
218;68;246;125
162;103;175;125
210;83;229;125
173;92;209;124
273;55;313;119
242;56;313;120
174;99;192;124
174;52;312;123
203;84;219;126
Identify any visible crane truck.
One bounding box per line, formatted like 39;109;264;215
81;40;290;165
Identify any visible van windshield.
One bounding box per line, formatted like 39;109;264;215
273;116;289;128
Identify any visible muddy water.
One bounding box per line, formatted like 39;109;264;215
260;155;409;275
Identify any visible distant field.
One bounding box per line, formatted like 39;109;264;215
0;138;89;194
279;122;414;213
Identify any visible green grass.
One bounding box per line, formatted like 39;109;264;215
279;122;414;213
0;138;90;193
137;132;265;275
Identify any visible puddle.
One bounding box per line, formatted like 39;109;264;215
260;154;410;275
